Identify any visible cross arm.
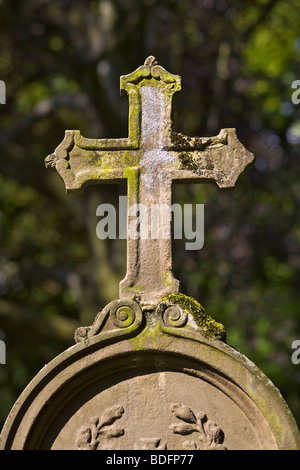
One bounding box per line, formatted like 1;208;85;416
44;129;140;192
44;75;143;193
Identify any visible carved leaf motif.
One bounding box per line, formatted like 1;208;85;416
170;403;197;424
98;404;124;428
202;420;226;450
105;428;125;439
76;428;97;451
170;403;227;450
170;423;197;435
76;405;124;450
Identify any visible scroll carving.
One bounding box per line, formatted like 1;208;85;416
74;298;143;344
157;302;188;328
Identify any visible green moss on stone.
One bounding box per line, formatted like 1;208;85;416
161;293;226;341
179;152;198;171
163;270;178;289
120;150;139;168
129;322;171;351
123;167;140;204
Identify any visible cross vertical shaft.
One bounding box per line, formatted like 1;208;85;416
120;81;179;303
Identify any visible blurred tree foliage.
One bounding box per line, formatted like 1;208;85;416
0;0;300;431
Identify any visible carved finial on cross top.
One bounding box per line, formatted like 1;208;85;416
45;56;254;309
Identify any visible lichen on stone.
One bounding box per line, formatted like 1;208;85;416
123;166;140;204
160;293;226;341
178;151;198;171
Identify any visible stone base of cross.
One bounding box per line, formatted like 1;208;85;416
45;56;254;312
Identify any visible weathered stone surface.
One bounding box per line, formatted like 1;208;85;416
44;56;254;306
1;58;299;451
0;306;299;450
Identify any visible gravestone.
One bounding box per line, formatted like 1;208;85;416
1;57;299;451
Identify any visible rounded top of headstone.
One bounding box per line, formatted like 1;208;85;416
1;299;299;450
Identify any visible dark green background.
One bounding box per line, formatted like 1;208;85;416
0;0;300;431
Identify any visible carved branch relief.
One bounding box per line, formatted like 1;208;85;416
76;405;125;450
170;403;227;450
76;403;226;450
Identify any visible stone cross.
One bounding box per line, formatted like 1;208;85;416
2;58;300;452
45;56;254;305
